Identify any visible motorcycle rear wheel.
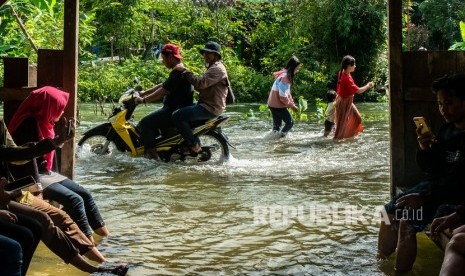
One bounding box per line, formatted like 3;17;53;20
77;135;119;157
197;132;229;164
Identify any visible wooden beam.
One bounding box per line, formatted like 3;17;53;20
37;49;64;87
0;87;35;101
60;0;79;179
388;0;404;197
0;87;36;126
3;57;28;88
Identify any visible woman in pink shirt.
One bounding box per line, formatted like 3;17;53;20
267;56;301;137
333;55;374;140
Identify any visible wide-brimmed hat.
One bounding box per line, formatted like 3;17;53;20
161;43;182;60
199;41;221;58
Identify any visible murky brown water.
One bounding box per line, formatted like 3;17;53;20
22;102;444;276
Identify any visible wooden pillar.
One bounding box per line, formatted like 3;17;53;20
1;58;30;125
388;0;404;197
61;0;79;179
37;49;64;87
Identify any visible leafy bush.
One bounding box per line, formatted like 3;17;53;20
1;0;390;104
78;56;166;102
449;21;465;50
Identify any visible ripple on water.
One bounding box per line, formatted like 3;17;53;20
28;103;439;275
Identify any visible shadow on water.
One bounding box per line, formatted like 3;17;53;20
26;103;444;276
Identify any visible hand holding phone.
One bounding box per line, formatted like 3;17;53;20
54;117;75;147
413;117;430;134
413;116;436;150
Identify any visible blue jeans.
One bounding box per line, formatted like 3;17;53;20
172;104;216;147
43;178;105;237
0;214;42;276
137;107;175;150
269;107;294;134
0;235;22;276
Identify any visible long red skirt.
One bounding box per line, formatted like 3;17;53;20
333;95;363;140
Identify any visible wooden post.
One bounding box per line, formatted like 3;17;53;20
61;0;79;179
1;57;30;125
37;49;64;88
388;0;404;197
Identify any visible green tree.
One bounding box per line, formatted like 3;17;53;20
292;0;387;86
1;0;390;104
449;21;465;50
418;0;465;50
0;0;96;60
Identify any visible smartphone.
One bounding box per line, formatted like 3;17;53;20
67;119;73;136
413;117;430;134
4;176;36;192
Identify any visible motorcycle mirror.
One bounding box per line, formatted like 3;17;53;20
134;77;141;85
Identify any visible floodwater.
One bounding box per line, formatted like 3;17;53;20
25;102;444;276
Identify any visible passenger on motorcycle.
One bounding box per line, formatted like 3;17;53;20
134;43;194;160
172;41;229;155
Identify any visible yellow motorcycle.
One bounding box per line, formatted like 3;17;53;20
77;81;231;163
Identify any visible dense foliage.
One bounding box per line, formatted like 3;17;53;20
449;21;465;51
1;0;461;104
407;0;465;50
78;0;388;104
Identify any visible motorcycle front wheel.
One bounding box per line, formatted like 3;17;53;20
77;134;119;157
197;131;229;164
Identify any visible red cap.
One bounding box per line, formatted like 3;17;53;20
161;44;182;60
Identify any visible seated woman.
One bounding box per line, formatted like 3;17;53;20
8;86;110;243
1;119;127;275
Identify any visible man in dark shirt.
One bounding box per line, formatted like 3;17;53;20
135;43;194;160
377;73;465;273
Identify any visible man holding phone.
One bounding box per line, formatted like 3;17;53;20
377;73;465;272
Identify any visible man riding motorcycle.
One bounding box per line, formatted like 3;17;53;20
134;43;193;160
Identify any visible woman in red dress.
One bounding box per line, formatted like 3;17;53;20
333;55;374;140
